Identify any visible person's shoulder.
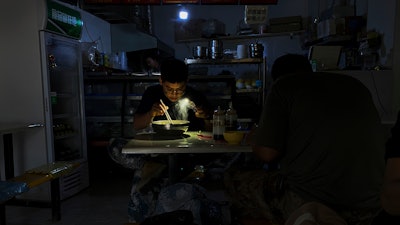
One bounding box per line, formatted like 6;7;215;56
318;71;368;86
277;71;362;84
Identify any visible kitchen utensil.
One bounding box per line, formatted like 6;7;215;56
193;46;208;59
209;39;223;59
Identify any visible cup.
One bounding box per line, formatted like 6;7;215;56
236;44;248;59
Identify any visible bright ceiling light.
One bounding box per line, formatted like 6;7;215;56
178;8;188;20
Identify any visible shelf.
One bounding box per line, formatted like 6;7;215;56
185;58;263;65
177;30;305;43
85;95;124;100
85;74;236;81
84;74;159;81
207;95;232;100
127;95;143;100
54;133;77;140
86;116;125;123
236;88;262;93
52;113;75;119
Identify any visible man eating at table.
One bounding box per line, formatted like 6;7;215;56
133;58;211;132
108;58;230;224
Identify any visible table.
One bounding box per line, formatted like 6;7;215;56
122;131;252;154
0;123;43;180
122;131;252;183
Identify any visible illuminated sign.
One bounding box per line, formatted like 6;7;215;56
46;0;83;39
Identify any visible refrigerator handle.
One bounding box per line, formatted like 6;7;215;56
28;123;44;128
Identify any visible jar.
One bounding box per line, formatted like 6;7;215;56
249;43;264;58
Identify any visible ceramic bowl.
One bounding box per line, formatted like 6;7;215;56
223;131;245;145
152;120;190;136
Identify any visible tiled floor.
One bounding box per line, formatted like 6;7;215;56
4;168;135;225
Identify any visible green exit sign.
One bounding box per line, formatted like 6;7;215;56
46;0;83;39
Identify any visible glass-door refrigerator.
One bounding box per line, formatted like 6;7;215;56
1;0;89;201
40;30;89;200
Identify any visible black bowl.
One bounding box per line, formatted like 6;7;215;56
152;120;190;136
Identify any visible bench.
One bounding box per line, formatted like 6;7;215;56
0;161;80;225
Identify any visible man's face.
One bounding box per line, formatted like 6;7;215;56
161;81;186;102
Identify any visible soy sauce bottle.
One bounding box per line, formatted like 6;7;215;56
225;101;238;131
213;106;225;140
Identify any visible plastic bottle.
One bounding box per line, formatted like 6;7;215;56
213;106;225;140
225;102;238;131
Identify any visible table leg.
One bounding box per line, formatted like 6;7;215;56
168;154;178;184
3;133;14;180
0;203;5;225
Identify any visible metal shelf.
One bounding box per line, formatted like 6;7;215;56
185;58;263;65
85;95;124;100
236;88;262;93
177;30;305;43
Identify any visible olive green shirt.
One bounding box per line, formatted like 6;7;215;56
255;72;385;209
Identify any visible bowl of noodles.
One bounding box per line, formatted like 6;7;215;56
152;120;190;136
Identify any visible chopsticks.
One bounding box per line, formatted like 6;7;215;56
160;99;173;124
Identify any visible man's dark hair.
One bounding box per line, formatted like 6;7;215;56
271;54;313;81
160;58;188;83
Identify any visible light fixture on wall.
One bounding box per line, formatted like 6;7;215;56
178;5;189;20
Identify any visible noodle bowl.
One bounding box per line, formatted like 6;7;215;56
152;120;190;136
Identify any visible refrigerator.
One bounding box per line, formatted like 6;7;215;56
40;30;89;200
0;0;89;200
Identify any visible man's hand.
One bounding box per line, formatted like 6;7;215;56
194;106;209;119
150;102;167;117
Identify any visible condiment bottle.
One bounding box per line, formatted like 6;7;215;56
213;106;225;140
225;102;238;131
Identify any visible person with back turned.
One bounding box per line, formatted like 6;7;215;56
372;111;400;224
224;54;385;225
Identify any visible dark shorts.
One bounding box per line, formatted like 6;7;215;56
223;167;380;225
223;167;305;223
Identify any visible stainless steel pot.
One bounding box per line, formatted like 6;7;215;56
193;46;208;59
209;39;223;59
